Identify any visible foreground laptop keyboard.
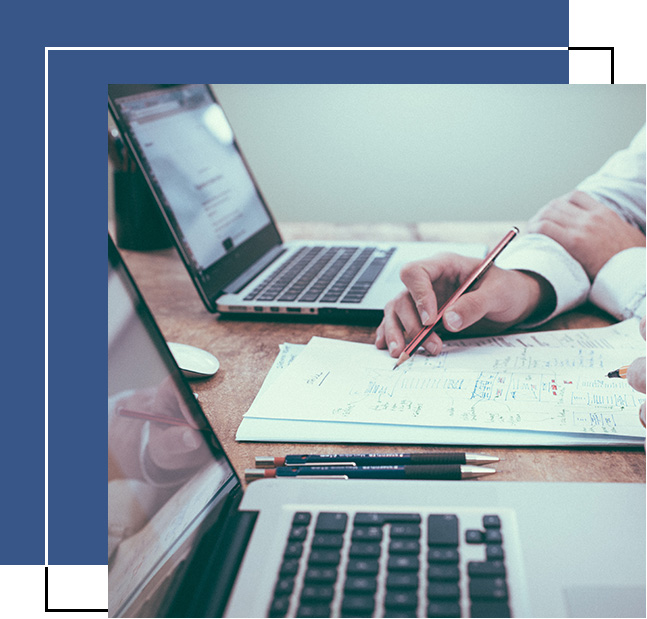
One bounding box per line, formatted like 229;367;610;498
269;511;514;618
243;246;395;304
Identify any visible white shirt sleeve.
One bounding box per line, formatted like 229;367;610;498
589;247;646;321
494;232;590;327
576;124;646;232
496;126;646;327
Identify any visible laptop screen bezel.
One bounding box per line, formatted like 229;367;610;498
108;234;243;616
108;84;284;312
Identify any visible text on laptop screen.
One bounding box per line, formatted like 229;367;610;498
108;240;236;616
112;84;272;273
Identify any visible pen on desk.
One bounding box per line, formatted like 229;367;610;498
118;407;194;428
606;365;629;379
245;464;496;481
256;452;499;468
393;226;519;369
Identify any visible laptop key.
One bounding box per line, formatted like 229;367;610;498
344;575;378;594
427;514;459;545
268;595;290;617
390;523;421;538
468;561;506;577
296;603;332;618
284;541;303;558
470;600;511;618
427;581;460;599
428;547;459;563
389;539;420;554
484;529;503;544
482;515;501;528
427;564;460;581
352;525;383;541
385;590;418;610
346;558;379;575
387;555;419;571
289;525;308;541
293;512;312;526
349;541;381;558
300;584;335;602
311;533;344;548
308;549;341;565
386;573;418;590
341;594;375;616
274;577;295;596
427;601;461;618
469;577;508;600
304;567;338;583
316;512;348;533
485;545;504;561
279;558;300;576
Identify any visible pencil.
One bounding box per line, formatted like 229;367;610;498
606;365;629;379
118;407;194;427
393;226;519;369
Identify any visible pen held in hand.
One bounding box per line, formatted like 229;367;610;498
245;464;496;481
118;407;194;428
606;365;629;379
393;226;519;369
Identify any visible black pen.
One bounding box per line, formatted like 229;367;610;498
245;464;496;481
256;452;499;468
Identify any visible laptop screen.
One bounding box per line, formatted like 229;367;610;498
109;84;282;308
108;236;238;617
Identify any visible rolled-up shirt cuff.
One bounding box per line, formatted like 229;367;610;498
589;247;646;320
494;233;590;327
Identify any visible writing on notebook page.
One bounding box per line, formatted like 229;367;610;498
244;323;645;438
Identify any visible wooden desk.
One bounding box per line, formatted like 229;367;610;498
115;221;645;486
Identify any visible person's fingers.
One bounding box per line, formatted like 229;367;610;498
527;217;573;248
626;357;646;395
568;190;603;211
379;296;409;357
148;426;204;469
639;402;645;428
442;288;493;332
399;261;441;325
378;293;444;357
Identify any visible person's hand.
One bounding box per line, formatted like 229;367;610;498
626;317;646;428
148;377;210;470
528;191;646;280
375;253;554;357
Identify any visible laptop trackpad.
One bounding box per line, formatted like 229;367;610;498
564;586;646;618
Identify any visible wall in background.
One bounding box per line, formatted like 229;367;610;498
212;84;645;224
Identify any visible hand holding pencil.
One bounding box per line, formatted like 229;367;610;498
376;227;555;361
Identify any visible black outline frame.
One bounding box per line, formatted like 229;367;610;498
44;567;107;613
568;46;615;84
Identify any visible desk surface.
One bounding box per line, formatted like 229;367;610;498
115;221;645;486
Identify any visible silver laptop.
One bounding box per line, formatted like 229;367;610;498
108;84;485;324
108;235;646;618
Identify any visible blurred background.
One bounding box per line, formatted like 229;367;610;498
109;84;645;225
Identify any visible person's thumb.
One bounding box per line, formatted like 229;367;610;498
443;289;491;333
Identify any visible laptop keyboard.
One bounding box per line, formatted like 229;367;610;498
243;246;395;304
269;510;514;618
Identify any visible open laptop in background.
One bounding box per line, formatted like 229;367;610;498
108;84;486;324
108;234;645;618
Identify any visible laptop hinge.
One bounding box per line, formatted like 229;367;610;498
222;246;287;294
161;482;258;618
